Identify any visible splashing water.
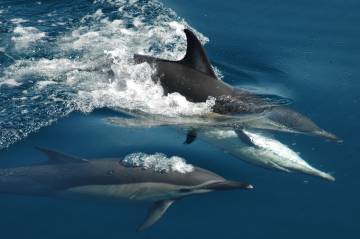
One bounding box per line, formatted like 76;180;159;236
0;0;217;149
121;152;194;174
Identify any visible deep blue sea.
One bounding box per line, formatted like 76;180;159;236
0;0;359;238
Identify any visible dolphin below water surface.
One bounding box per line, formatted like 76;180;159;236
0;148;252;230
198;128;335;181
134;29;340;142
106;117;334;181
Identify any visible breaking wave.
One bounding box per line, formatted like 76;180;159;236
0;0;216;149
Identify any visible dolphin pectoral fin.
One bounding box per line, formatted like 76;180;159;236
234;129;257;147
138;200;175;231
35;147;89;164
184;129;197;144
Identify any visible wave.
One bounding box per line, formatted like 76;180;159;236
0;0;216;149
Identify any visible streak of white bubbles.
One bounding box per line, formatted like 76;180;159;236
0;0;217;149
121;152;194;174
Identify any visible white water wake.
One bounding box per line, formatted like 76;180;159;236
0;0;217;149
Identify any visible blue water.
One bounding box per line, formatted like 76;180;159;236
0;0;359;238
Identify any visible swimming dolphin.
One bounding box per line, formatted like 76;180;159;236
0;148;252;230
134;29;339;141
198;128;335;181
106;117;335;181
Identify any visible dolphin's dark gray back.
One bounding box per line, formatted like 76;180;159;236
134;29;285;111
133;29;339;140
0;148;253;231
0;148;225;195
134;29;234;102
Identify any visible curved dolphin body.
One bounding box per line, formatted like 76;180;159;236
105;117;334;181
0;148;252;230
134;29;339;141
199;128;335;181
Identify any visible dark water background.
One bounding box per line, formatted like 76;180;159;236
0;0;359;238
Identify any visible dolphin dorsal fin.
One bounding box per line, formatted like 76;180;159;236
180;29;217;78
35;147;89;164
138;200;174;231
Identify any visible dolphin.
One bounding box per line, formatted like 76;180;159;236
0;148;252;230
105;116;335;181
198;128;335;181
134;29;339;142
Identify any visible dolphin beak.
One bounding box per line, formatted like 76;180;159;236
204;180;254;191
315;130;343;143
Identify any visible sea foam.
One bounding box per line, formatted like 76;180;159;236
0;0;216;149
121;152;194;174
11;26;46;51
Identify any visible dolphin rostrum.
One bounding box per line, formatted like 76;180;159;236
134;29;339;142
0;148;252;230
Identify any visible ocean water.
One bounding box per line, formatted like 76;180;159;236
0;0;359;238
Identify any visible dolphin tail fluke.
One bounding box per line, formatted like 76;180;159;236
138;199;175;231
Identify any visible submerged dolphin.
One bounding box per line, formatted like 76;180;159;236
106;116;335;181
0;148;252;230
199;128;335;181
134;29;339;141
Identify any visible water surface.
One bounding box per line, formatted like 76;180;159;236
0;0;359;238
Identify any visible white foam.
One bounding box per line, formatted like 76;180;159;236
121;152;194;174
11;26;46;51
209;129;238;139
36;80;57;90
1;58;85;87
6;1;212;118
10;18;28;24
0;79;22;87
54;1;214;116
0;0;217;148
